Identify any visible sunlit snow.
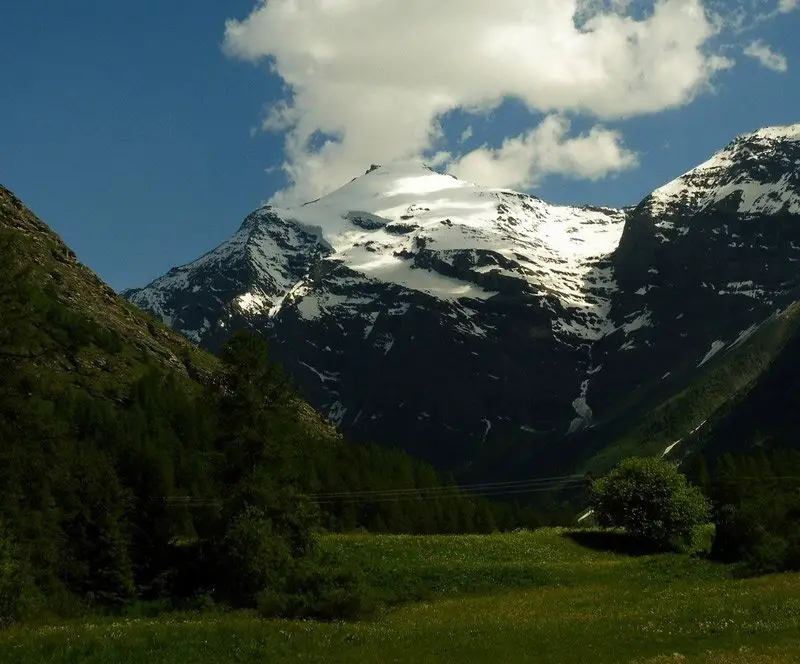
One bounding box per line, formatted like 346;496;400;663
129;160;631;343
648;124;800;219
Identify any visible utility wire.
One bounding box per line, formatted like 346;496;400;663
305;474;588;499
312;482;589;505
162;473;589;507
310;478;590;504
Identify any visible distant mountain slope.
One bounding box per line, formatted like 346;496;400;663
592;124;800;423
125;162;627;469
684;302;800;460
125;124;800;477
563;302;800;477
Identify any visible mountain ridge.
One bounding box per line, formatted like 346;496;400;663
125;122;800;477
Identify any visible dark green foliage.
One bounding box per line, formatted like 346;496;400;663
0;523;39;626
59;453;136;606
693;450;800;574
221;505;296;605
256;551;373;620
590;457;710;551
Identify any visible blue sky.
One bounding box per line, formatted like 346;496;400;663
1;0;798;290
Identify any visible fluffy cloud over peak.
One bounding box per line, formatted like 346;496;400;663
223;0;738;204
744;40;789;72
448;115;638;189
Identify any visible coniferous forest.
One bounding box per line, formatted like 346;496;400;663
0;205;541;622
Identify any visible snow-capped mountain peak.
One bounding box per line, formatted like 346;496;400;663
125;126;800;475
647;123;800;218
265;160;624;314
747;123;800;143
128;160;627;343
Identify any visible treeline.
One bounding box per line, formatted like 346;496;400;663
0;229;540;624
688;449;800;574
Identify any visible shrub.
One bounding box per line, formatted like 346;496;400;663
222;505;373;620
683;523;716;557
221;506;294;606
256;551;373;621
283;552;373;620
590;457;711;551
712;501;800;575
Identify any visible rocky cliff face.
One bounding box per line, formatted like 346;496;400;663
125;125;800;474
590;125;800;420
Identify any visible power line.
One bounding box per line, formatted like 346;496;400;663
305;474;588;500
312;484;580;505
309;478;590;504
162;473;590;507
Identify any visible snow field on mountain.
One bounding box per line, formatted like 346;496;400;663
264;162;626;341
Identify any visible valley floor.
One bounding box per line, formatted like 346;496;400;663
3;529;800;664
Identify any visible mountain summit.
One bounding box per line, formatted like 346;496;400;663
126;124;800;476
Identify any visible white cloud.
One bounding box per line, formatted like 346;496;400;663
748;0;798;24
743;39;788;72
223;0;737;204
459;126;474;144
448;115;638;188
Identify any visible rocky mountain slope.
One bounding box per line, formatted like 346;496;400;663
125;124;800;475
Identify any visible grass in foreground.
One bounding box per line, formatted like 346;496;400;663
3;528;800;664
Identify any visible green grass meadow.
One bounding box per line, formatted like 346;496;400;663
3;529;800;663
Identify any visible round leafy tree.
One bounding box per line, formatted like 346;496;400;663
590;457;710;550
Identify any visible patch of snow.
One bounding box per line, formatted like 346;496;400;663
662;419;708;457
622;309;652;334
751;124;800;142
567;379;593;434
718;281;767;300
236;291;267;314
661;440;681;457
731;323;759;348
376;335;395;355
299;362;340;384
698;340;726;367
296;294;322;320
328;401;347;425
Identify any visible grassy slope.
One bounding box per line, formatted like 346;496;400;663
4;529;800;664
689;305;800;458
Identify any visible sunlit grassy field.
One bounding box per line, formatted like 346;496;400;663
3;528;800;663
